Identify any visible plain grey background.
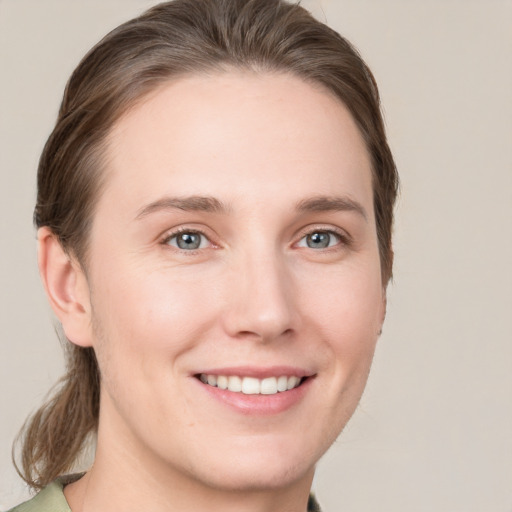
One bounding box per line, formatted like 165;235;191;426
1;1;511;510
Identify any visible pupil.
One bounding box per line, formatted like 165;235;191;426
177;233;200;250
307;232;329;248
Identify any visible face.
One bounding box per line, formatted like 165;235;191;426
79;71;385;492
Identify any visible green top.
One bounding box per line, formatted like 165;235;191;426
8;480;70;512
8;479;321;512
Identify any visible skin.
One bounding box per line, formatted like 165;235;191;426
39;71;386;512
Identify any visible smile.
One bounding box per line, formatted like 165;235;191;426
198;374;303;395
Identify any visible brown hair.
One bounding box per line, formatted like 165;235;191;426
15;0;398;489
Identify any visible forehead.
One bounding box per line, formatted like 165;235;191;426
103;71;373;215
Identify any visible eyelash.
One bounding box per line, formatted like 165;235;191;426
161;226;351;253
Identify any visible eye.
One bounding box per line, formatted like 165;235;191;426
165;230;210;251
297;230;342;249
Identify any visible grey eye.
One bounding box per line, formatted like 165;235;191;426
298;231;340;249
168;232;207;250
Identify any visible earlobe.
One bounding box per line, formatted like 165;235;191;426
37;227;93;347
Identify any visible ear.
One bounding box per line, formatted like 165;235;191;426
37;227;93;347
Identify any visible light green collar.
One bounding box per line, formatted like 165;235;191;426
8;478;72;512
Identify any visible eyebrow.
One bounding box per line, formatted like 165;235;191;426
135;196;229;219
295;195;368;221
135;194;367;221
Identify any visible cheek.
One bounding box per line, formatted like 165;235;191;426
300;263;383;391
302;262;384;338
88;270;213;433
89;264;217;381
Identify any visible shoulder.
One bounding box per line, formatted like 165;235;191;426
7;480;71;512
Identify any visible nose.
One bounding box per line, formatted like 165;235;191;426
221;249;298;343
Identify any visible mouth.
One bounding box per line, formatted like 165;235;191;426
196;373;304;395
193;366;314;414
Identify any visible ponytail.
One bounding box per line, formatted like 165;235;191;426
13;344;99;489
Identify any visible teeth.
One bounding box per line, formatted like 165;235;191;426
228;375;242;392
277;375;288;392
217;375;228;390
287;376;299;389
260;377;277;395
199;374;303;395
242;377;260;394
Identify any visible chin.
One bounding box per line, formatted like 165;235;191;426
178;435;320;493
196;459;314;493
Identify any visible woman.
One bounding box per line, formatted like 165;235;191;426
11;0;398;511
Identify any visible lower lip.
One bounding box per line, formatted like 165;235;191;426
195;377;313;415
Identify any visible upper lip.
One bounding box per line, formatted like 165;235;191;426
193;366;314;379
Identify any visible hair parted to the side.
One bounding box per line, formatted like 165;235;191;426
15;0;398;489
